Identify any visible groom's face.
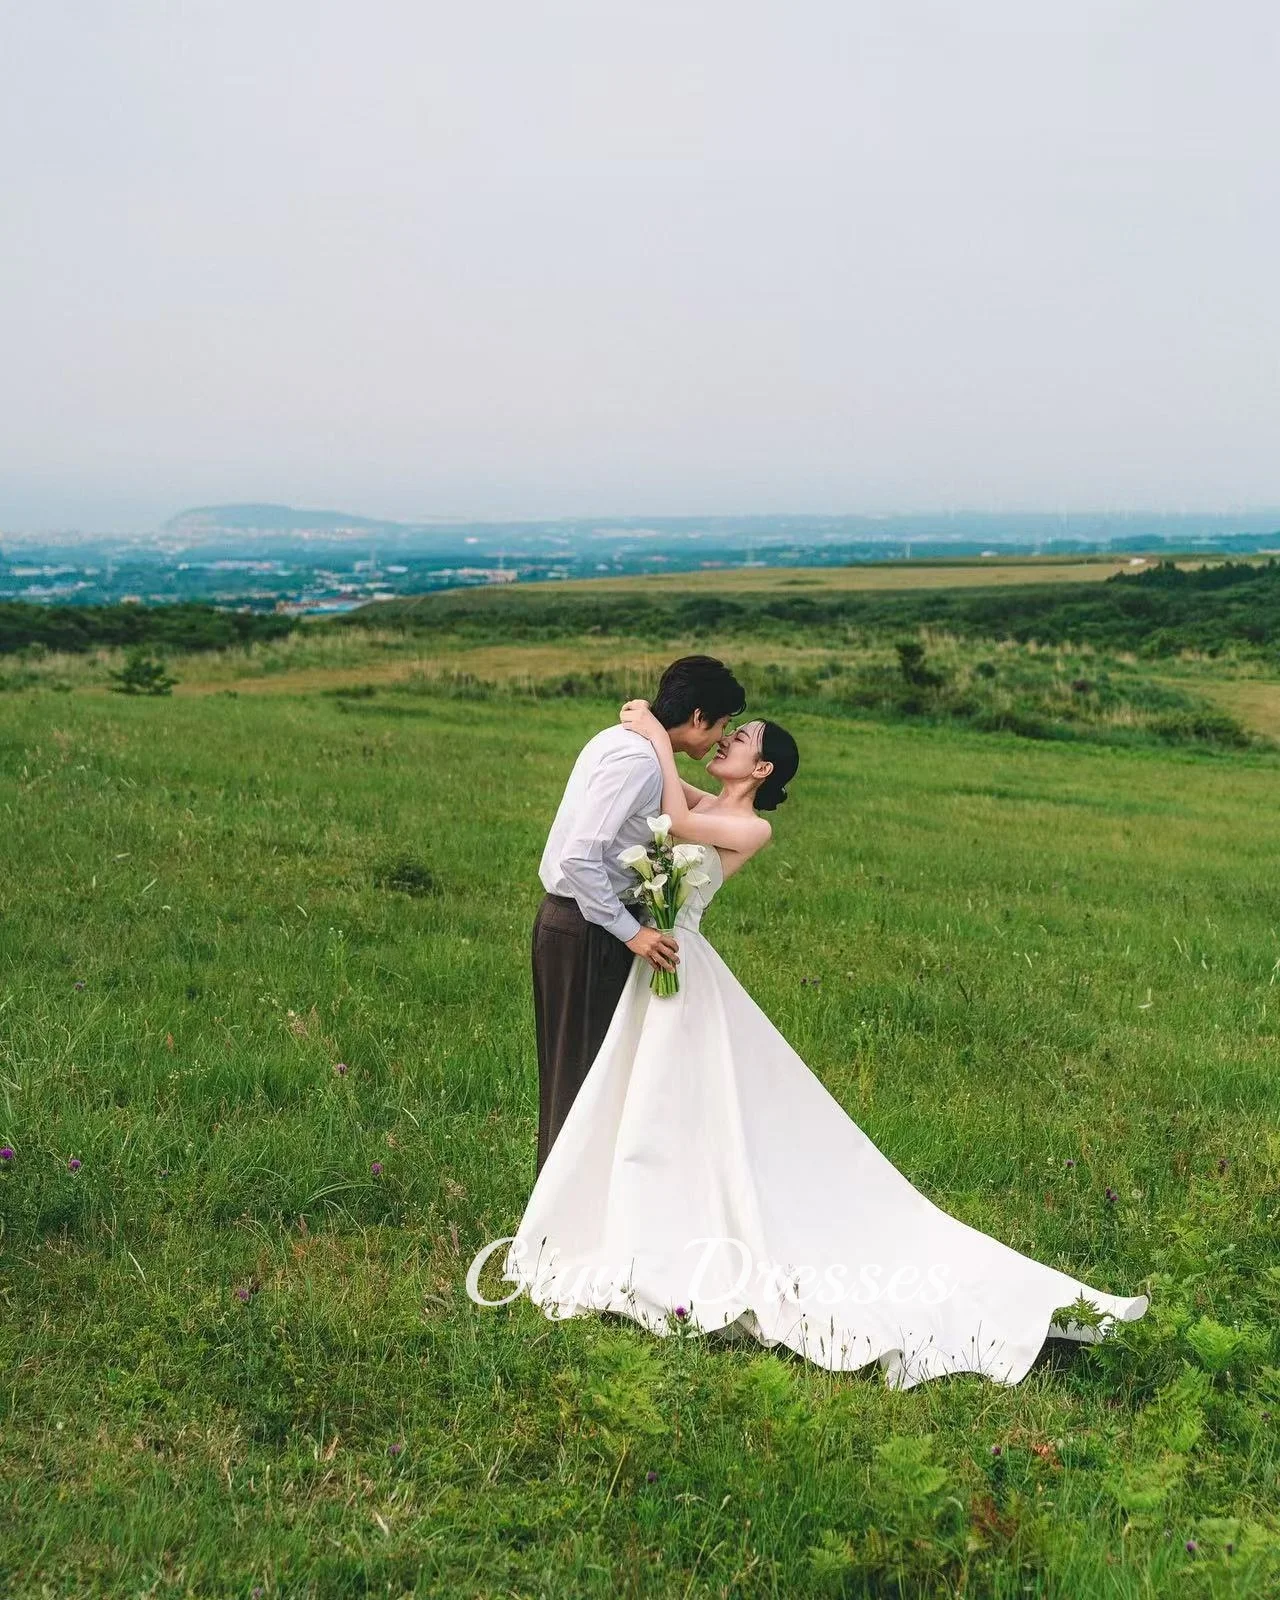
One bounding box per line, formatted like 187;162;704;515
689;711;734;760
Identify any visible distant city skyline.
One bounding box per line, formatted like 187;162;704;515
2;2;1277;532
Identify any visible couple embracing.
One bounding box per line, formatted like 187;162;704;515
503;656;1146;1389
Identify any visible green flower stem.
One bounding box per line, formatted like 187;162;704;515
647;899;680;997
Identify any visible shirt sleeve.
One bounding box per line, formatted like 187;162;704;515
559;750;663;944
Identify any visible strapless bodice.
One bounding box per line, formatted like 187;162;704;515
673;844;724;933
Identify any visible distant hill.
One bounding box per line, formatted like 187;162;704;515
162;503;409;536
157;504;1280;547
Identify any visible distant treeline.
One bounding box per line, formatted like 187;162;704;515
339;559;1280;657
6;558;1280;659
0;601;297;655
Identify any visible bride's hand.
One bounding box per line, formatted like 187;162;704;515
620;698;663;740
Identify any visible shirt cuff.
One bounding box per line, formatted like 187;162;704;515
603;905;643;944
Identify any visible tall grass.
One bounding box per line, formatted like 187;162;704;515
373;641;1255;750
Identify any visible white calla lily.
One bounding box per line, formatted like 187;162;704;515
675;868;711;910
618;844;653;879
646;814;672;841
672;842;705;867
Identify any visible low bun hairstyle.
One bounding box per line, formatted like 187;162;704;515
754;721;799;812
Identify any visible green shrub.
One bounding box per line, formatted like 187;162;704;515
107;649;177;696
0;600;297;655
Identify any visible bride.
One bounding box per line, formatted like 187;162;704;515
503;703;1148;1389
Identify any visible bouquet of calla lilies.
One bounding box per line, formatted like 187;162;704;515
619;814;711;996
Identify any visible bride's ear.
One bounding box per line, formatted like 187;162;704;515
753;758;774;782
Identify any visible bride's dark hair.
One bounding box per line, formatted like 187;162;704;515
755;722;799;812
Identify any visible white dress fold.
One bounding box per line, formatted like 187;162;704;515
505;847;1147;1388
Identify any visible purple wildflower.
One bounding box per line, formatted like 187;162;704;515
990;1444;1003;1457
646;1470;658;1484
1104;1186;1118;1204
0;1147;13;1163
1064;1158;1076;1169
674;1305;688;1321
370;1161;383;1177
236;1286;251;1303
1186;1540;1198;1555
68;1157;81;1172
74;980;86;991
388;1441;404;1457
1217;1157;1230;1174
334;1062;348;1076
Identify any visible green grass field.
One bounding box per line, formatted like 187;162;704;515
4;640;1280;1595
393;551;1234;601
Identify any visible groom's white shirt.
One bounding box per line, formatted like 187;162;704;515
539;724;664;945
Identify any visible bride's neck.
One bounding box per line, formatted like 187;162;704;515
711;776;759;812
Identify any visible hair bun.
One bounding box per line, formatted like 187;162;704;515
754;722;799;813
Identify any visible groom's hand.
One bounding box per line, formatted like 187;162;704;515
626;927;680;972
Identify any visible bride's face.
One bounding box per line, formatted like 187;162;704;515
706;719;767;782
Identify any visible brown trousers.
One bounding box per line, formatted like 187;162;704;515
532;893;635;1174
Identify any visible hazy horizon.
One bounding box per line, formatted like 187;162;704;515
3;2;1277;533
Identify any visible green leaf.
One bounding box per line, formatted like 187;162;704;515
874;1434;950;1504
1104;1454;1184;1514
1185;1316;1242;1373
807;1529;858;1584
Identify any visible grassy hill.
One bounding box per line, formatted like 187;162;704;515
509;552;1175;596
3;646;1280;1592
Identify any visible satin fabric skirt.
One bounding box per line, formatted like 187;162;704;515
505;926;1147;1388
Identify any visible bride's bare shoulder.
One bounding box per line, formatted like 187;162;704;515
744;815;772;848
717;819;772;879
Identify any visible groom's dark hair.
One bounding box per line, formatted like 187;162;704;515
650;655;746;729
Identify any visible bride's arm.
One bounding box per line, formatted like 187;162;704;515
619;701;771;856
678;776;713;810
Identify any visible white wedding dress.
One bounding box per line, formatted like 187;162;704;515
504;846;1147;1388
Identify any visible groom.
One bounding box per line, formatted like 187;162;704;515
533;654;747;1172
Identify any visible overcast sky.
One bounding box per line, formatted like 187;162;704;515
2;1;1277;531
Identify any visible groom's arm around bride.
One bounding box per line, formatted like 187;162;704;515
531;655;747;1172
